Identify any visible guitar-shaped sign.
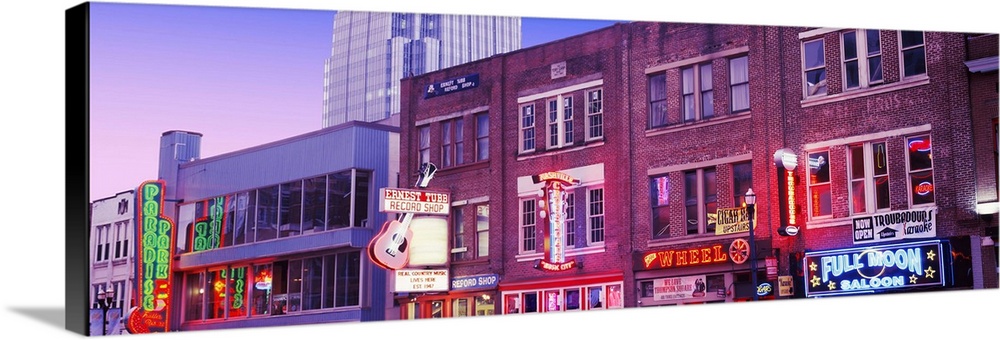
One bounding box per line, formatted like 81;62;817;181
368;162;438;270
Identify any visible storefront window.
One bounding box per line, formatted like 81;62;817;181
251;264;271;316
430;300;444;318
522;292;538;313
475;294;495;316
587;286;603;309
565;289;581;311
228;266;248;318
505;295;520;314
287;260;302;313
256;186;278;241
544;290;561;312
185;272;204;321
336;251;361;307
206;269;225;319
270;261;287;315
453;298;469;317
301;257;322;311
607;284;624;308
639;281;654;298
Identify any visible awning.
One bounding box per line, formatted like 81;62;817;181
498;271;623;291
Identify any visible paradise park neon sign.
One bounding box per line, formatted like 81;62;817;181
126;180;176;334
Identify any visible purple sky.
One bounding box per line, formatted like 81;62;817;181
88;2;620;202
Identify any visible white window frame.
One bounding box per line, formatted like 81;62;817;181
418;125;430;165
586;187;605;245
547;95;574;149
898;31;927;80
683;168;717;235
519;198;537;254
565;192;576;249
585;88;603;141
681;63;714;122
519;104;536;154
475;113;489;161
729;56;750;113
451;206;465;261
476;204;489;258
806;150;833;219
841;29;884;91
847;141;891;215
905;134;935;207
802;39;828;98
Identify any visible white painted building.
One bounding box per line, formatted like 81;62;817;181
90;190;135;335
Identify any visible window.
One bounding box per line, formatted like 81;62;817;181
185;272;204;321
586;88;603;140
587;188;605;244
732;162;753;207
302;176;326;233
94;225;109;262
547;95;573;149
729;56;750;112
650;175;671;239
251;264;271;316
418;125;430;165
476;205;489;257
565;193;576;248
256;186;278;241
842;30;883;90
803;39;827;97
476;113;489;161
682;63;714;121
520;199;536;253
442;118;464;167
848;142;890;215
684;168;717;235
228;266;249;318
808;151;832;217
906;135;935;206
899;31;926;78
520;104;536;153
649;74;668;127
452;208;465;261
278;181;302;238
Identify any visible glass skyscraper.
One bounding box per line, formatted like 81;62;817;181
322;11;521;127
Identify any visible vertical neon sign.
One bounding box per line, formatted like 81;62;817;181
126;180;176;334
532;171;580;272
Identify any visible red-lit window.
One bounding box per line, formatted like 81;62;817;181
906;135;935;206
848;142;890;215
807;150;832;217
650;175;671;239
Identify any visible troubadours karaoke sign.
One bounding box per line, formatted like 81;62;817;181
803;240;945;297
533;171;581;272
126;180;176;334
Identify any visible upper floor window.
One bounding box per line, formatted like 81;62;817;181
586;89;603;140
547;95;574;149
732;162;753;207
520;104;536;153
803;39;827;97
848;142;890;215
684;168;717;235
441;118;464;167
565;193;576;248
842;30;884;90
900;31;927;78
906;135;935;206
649;74;668;128
476;113;489;161
807;150;832;218
682;63;714;122
476;205;489;257
587;187;605;245
418;125;430;165
650;175;670;239
452;207;465;261
729;56;750;113
520;198;536;253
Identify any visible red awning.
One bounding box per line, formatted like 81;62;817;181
498;271;624;291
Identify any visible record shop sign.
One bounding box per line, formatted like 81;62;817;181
425;74;479;99
851;207;936;244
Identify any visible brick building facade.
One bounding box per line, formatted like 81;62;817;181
395;21;997;317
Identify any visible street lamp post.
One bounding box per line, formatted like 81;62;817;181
745;188;758;301
96;286;115;335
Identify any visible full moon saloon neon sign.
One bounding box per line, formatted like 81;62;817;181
532;171;580;272
803;240;945;297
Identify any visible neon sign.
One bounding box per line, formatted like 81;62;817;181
915;182;934;196
126;180;176;334
639;244;729;270
193;196;226;252
532;171;580;272
803;240;945;297
786;170;796;226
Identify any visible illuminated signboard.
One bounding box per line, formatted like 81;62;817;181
777;276;794;297
424;73;479;99
852;207;937;244
379;188;450;215
713;206;750;235
451;273;500;291
394;269;450;292
193;196;226;252
532;171;580;272
126;180;176;334
803;240;945;297
637;243;731;270
774;148;800;236
653;275;708;301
